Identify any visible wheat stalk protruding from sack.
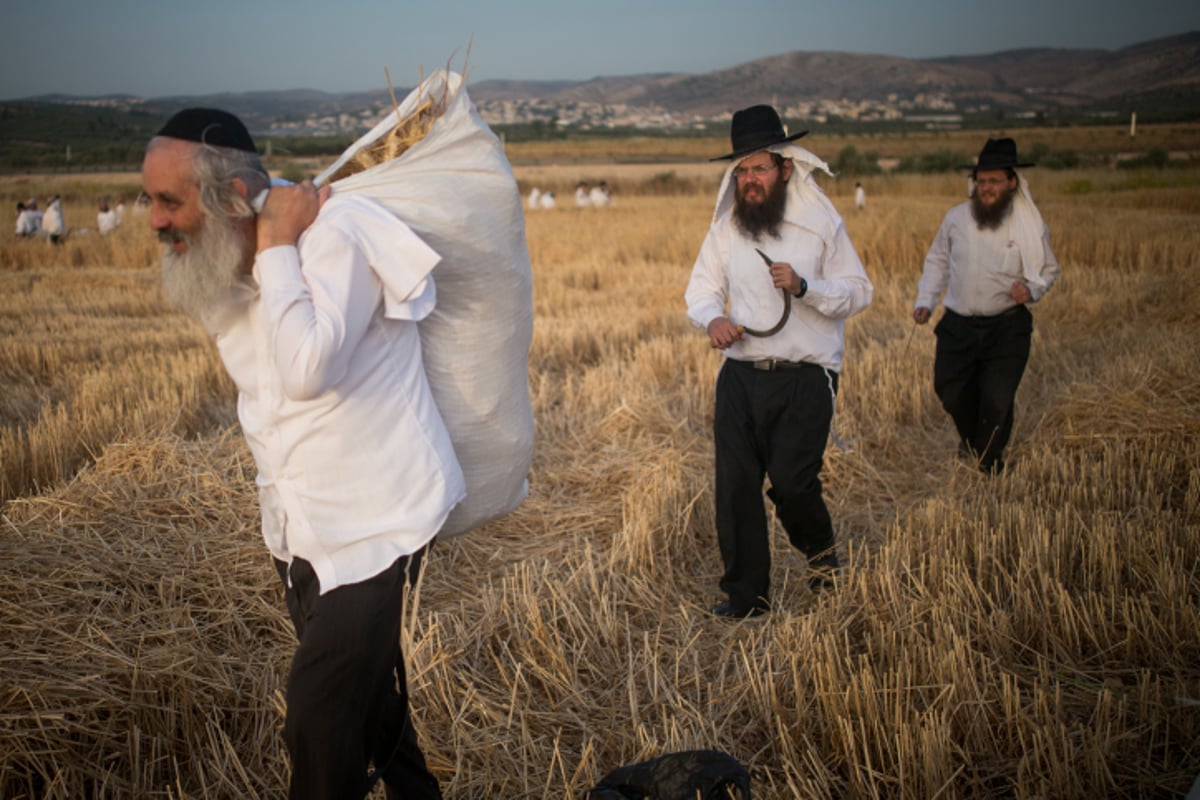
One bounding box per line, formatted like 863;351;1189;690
325;46;472;183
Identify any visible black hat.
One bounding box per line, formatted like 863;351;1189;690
711;105;807;161
156;108;258;153
959;137;1034;171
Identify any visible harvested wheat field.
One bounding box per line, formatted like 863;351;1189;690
1;135;1199;799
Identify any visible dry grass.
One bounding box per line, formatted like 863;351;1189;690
1;139;1198;799
323;74;453;184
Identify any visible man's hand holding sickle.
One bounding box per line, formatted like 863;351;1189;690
707;249;805;349
737;248;794;337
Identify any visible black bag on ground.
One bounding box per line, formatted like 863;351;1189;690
584;749;751;799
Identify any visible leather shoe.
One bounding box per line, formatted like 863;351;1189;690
709;600;767;619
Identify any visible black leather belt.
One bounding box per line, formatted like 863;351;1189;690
733;358;820;372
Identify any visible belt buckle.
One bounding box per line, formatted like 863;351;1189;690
754;359;775;371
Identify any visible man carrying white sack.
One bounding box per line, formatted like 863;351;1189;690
142;107;463;800
685;105;873;619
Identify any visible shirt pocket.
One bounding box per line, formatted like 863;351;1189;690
999;240;1024;281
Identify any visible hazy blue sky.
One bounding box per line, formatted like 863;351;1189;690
2;0;1197;99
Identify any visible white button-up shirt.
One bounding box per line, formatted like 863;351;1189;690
207;194;465;594
685;211;873;372
916;202;1060;316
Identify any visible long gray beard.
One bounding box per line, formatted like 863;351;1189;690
160;217;250;321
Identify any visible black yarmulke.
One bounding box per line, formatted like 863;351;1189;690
156;108;257;153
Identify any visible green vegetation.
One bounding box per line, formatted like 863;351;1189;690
831;145;883;177
1117;146;1172;169
0;102;163;171
894;148;967;174
1026;141;1082;169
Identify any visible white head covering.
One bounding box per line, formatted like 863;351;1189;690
1010;170;1050;291
711;143;843;244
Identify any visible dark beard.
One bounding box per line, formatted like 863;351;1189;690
733;175;788;240
971;186;1015;230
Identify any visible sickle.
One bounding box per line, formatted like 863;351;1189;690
737;248;791;337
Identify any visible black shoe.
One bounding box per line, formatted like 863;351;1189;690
709;600;767;619
808;551;840;593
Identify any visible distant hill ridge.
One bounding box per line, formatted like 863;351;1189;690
7;31;1199;127
474;31;1200;115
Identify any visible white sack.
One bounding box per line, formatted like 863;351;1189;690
315;70;534;538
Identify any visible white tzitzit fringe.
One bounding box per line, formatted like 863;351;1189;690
823;366;855;454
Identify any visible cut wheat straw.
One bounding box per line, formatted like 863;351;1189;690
324;52;469;184
2;156;1199;798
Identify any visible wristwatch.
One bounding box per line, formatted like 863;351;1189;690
793;277;808;298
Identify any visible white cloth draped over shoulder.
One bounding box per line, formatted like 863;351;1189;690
313;70;535;538
1010;169;1052;296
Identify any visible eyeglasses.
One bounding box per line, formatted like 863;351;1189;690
975;177;1011;188
733;162;778;180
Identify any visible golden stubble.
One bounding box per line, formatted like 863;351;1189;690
0;146;1198;798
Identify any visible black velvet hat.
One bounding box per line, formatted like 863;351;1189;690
711;105;807;161
156;108;258;153
959;137;1034;171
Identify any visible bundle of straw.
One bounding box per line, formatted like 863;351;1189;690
324;60;462;184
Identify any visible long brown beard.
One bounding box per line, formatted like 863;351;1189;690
971;186;1015;230
733;175;788;240
160;215;251;321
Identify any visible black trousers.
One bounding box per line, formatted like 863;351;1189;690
713;359;837;611
275;550;442;800
933;306;1032;470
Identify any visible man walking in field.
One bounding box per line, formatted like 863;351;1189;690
912;137;1061;473
685;105;873;619
141;108;462;800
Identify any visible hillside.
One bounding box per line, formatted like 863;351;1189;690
2;31;1197;168
467;31;1200;115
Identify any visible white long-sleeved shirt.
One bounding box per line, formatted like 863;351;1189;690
97;209;120;235
42;200;64;235
15;209;40;236
207;194;465;594
915;202;1060;316
685;211;873;372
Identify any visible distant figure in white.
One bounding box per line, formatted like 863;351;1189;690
575;181;591;207
97;200;121;235
42;195;66;244
854;182;866;211
589;181;613;207
539;190;557;210
527;186;541;210
15;199;42;237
